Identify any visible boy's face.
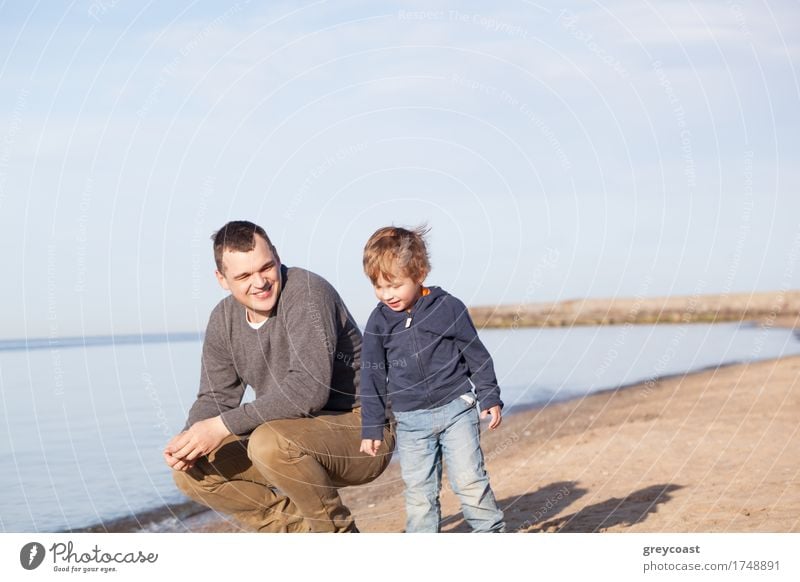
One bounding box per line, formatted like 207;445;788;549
215;234;282;322
373;270;423;312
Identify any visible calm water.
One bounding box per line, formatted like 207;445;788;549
0;323;797;532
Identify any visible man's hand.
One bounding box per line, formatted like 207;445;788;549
480;405;502;430
163;449;195;472
163;416;231;472
360;438;382;457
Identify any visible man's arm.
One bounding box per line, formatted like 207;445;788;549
217;280;339;436
164;306;242;471
185;314;247;428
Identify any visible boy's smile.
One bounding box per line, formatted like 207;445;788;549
373;273;423;312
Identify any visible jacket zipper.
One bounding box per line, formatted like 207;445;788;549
406;308;432;406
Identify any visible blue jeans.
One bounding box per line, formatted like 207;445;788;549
394;394;505;532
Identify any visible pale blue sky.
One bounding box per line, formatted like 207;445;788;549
1;0;798;339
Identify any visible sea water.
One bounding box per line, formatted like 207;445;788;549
0;323;797;532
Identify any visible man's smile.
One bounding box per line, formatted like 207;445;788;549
252;284;273;299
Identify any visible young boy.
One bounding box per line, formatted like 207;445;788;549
359;226;505;533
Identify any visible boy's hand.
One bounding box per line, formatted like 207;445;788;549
360;438;382;456
481;405;502;430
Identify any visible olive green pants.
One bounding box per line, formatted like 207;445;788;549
173;409;395;532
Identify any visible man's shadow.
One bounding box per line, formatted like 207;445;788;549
441;482;682;532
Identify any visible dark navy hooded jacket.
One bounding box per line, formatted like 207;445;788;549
360;286;503;440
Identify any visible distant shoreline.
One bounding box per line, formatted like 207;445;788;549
5;291;798;350
0;332;203;352
469;290;800;329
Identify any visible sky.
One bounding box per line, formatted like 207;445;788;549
0;0;798;339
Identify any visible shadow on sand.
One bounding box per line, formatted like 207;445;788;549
442;482;682;532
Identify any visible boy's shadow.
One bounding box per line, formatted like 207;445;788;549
441;482;682;532
441;480;584;532
527;483;683;532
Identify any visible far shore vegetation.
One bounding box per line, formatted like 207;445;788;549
469;291;800;329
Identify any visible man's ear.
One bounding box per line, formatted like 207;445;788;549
272;246;281;265
215;269;230;291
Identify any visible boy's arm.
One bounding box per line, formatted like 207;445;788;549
360;438;383;456
449;296;504;411
360;312;389;441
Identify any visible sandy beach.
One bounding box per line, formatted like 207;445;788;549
164;353;800;533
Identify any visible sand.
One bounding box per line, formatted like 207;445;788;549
178;355;800;533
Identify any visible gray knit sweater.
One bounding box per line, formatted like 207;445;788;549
184;265;362;436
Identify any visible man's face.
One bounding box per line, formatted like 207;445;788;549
215;234;282;322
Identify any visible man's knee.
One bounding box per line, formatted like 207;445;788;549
247;423;293;471
172;469;201;499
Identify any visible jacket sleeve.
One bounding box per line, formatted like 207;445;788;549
449;296;503;410
360;311;389;440
219;284;336;436
184;306;246;430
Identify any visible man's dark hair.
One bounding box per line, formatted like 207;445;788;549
211;221;274;274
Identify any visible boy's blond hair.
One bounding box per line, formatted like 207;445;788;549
363;225;431;284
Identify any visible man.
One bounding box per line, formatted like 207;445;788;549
164;220;395;532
